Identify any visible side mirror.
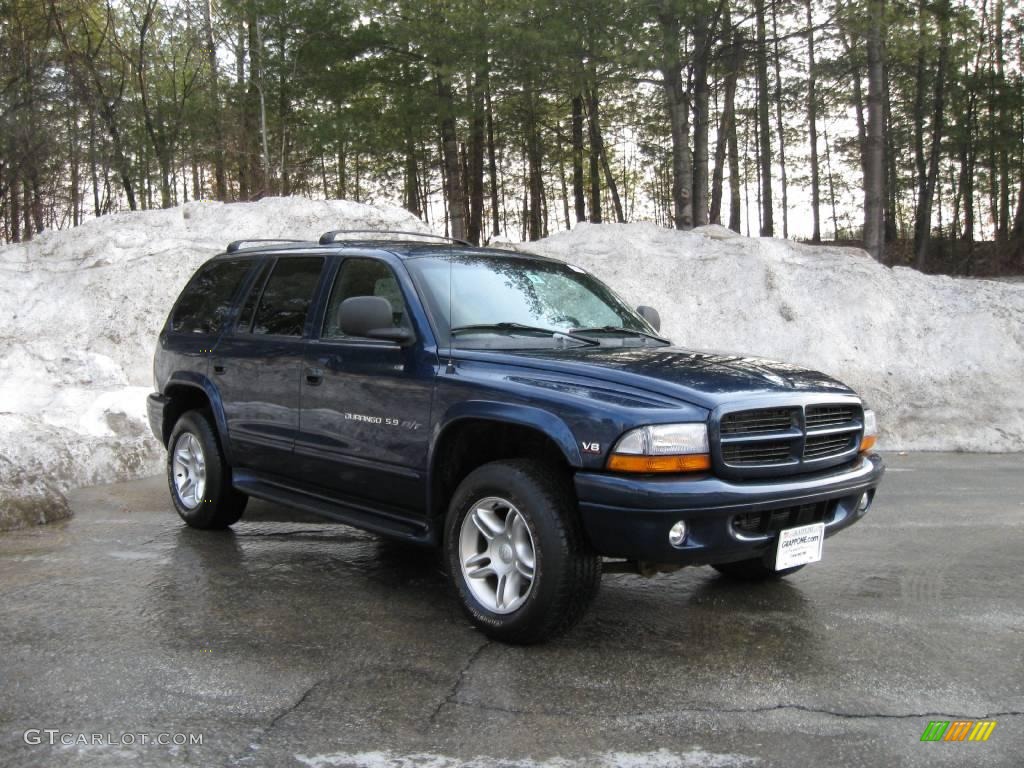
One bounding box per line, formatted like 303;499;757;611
339;296;415;346
636;305;661;332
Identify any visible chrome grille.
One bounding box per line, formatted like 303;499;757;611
721;441;793;465
721;408;796;435
806;405;857;429
804;433;857;459
716;401;863;476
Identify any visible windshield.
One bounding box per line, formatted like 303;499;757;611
405;254;652;347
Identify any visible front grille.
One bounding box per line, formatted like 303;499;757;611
804;433;857;459
806;405;857;429
721;441;793;465
731;502;833;537
721;408;796;435
716;401;863;476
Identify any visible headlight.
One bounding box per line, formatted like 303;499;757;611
607;423;710;473
860;409;878;452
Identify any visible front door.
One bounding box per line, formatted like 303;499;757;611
214;255;326;476
296;256;435;517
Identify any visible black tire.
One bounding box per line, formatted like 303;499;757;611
711;558;804;581
166;409;247;529
444;458;601;645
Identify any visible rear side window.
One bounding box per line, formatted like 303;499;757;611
252;257;324;336
171;259;251;334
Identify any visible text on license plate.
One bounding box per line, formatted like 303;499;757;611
775;522;825;571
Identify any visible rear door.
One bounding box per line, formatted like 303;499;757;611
214;254;327;475
296;256;435;517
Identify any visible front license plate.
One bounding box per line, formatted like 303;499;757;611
775;522;825;571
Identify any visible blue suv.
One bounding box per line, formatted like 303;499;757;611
148;231;884;643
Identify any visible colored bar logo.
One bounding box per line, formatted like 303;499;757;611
920;720;997;742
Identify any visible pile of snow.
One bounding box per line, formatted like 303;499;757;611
1;201;1021;529
0;197;425;529
525;223;1024;453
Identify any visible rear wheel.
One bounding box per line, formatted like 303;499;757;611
711;558;804;581
167;410;246;529
445;459;601;644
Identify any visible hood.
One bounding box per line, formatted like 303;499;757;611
501;345;856;409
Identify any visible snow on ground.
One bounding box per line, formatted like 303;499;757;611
0;200;1021;529
524;222;1024;454
0;198;425;529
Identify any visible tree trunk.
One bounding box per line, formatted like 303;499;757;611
658;2;692;229
711;20;740;228
203;0;227;200
883;52;898;242
437;76;466;241
556;124;571;230
914;2;951;269
486;83;500;237
89;110;100;216
590;91;624;223
571;93;586;222
692;8;719;228
863;0;886;262
467;67;487;245
770;0;788;238
237;21;250;200
754;0;774;236
805;0;821;242
586;86;602;223
404;131;421;218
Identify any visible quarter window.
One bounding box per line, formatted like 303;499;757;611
171;259;251;334
251;257;325;337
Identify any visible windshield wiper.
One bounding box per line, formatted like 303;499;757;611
571;325;670;343
450;322;599;346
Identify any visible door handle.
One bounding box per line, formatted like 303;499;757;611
305;367;323;385
213;363;226;375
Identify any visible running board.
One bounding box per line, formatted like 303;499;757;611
232;471;435;545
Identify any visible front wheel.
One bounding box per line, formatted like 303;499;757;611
444;459;601;644
166;410;247;529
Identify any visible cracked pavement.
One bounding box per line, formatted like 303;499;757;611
1;452;1022;767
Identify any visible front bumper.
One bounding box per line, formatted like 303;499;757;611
575;453;884;565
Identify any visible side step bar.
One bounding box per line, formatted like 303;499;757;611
232;470;435;546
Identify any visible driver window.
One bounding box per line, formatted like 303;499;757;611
323;258;410;339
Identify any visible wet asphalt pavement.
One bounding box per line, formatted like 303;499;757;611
1;452;1022;768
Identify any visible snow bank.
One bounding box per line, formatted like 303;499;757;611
1;202;1021;529
524;222;1024;453
0;197;425;529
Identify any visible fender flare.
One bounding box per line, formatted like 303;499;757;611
163;372;233;462
430;400;584;471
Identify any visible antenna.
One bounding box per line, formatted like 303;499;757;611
446;239;455;374
318;229;472;247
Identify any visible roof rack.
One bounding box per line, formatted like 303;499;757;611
317;229;472;247
225;238;311;253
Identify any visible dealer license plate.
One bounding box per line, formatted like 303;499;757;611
775;522;825;571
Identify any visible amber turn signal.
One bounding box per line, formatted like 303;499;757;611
859;434;877;453
607;453;711;473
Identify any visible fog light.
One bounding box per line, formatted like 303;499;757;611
668;520;688;548
858;492;871;512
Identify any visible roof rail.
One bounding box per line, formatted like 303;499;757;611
225;238;311;253
317;229;472;247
